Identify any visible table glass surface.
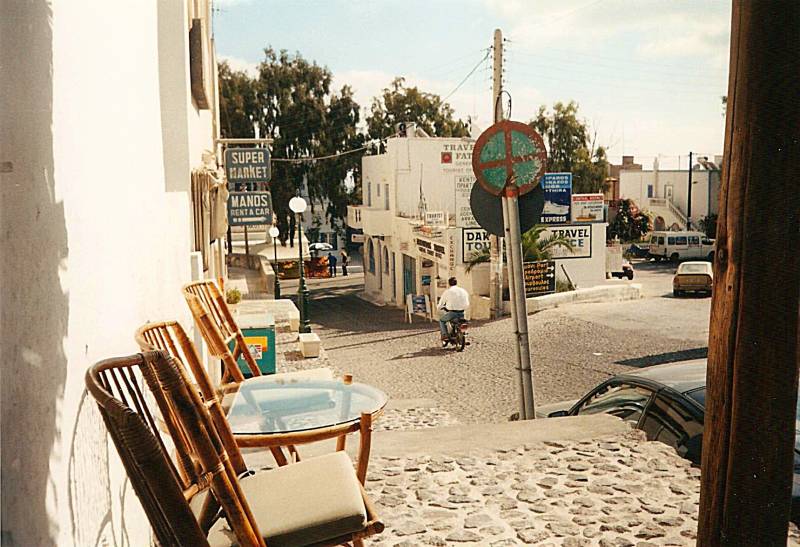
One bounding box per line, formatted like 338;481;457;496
223;377;388;435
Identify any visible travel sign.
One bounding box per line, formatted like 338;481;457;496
471;120;547;196
225;147;271;186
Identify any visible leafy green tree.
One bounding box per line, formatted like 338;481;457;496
465;225;574;272
367;77;470;147
530;101;609;194
607;199;650;242
219;49;365;244
219;61;259;139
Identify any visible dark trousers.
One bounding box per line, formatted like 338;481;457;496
342;264;348;276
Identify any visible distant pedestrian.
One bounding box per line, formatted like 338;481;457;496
328;252;338;277
341;250;349;276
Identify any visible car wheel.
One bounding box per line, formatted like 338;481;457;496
670;253;680;263
707;252;714;262
673;289;681;297
626;271;634;280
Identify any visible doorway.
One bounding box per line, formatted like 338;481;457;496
402;254;416;298
665;185;674;202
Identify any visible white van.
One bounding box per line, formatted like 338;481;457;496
648;231;715;262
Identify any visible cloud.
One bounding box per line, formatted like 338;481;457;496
485;0;731;63
218;55;259;77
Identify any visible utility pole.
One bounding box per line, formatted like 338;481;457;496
489;28;504;319
687;151;693;229
697;2;800;545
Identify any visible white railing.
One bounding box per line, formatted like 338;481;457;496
647;197;687;227
666;200;688;226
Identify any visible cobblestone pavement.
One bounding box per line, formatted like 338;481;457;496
304;278;709;424
364;430;800;547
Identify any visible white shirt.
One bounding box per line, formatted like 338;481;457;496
438;285;470;311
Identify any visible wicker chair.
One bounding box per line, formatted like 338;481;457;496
86;351;383;547
182;280;331;385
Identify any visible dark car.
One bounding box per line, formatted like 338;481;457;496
546;359;800;521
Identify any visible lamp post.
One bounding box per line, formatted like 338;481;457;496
268;225;281;300
289;196;311;333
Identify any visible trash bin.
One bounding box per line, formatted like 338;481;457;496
234;312;276;377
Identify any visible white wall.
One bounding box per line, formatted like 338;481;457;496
1;2;209;545
619;169;714;224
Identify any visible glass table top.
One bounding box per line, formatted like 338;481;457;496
222;376;388;435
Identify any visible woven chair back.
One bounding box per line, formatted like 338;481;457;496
85;351;265;546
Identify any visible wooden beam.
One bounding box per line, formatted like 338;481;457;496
697;2;800;545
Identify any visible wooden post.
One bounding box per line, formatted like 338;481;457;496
697;3;800;545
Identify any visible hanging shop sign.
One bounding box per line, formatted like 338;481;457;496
571;193;604;223
228;191;273;226
224;147;271;186
424;211;447;226
541;173;573;224
415;237;448;266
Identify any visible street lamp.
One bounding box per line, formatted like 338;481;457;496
289;196;311;333
268;225;281;300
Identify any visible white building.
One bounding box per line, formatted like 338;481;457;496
619;156;722;230
2;2;223;545
348;134;608;319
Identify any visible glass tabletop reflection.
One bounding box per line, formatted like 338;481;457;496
222;376;388;435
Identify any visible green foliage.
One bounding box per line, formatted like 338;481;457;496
700;213;718;239
464;225;574;272
219;49;365;244
530;101;609;194
607;199;651;242
366;77;470;146
225;288;242;305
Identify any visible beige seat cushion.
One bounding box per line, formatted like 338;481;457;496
207;451;367;546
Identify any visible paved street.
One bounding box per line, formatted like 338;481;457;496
291;260;712;424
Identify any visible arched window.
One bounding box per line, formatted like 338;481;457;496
383;247;390;275
368;239;375;274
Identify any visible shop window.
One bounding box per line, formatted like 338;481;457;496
367;182;372;207
368;239;375;274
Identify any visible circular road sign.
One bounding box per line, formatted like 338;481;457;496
471;120;547;197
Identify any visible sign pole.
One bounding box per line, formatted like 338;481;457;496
505;186;535;419
489;28;504;319
501;191;529;419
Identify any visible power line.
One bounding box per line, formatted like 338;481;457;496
442;50;491;103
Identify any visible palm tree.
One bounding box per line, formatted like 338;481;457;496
465;225;574;272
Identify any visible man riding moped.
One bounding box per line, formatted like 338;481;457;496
437;277;469;347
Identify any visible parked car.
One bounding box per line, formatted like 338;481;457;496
541;359;800;521
673;261;713;297
610;258;634;280
648;231;715;262
626;243;651;259
308;242;334;256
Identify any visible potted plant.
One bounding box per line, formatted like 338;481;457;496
225;288;242;314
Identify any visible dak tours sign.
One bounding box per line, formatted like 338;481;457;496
228;192;273;226
225;147;271;186
523;261;556;297
472;120;547;196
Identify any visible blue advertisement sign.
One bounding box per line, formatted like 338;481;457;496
541;173;573;224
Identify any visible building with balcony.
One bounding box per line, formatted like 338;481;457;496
619;156;722;230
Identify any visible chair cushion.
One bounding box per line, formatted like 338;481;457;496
207;452;367;546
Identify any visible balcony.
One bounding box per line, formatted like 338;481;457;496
346;205;363;229
361;208;394;237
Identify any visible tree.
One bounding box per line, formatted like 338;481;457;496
465;225;574;272
530;101;609;194
218;61;258;139
367;77;470;147
218;48;365;244
607;199;650;242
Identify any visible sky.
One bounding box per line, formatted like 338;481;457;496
214;0;731;170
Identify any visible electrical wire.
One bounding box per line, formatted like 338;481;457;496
441;50;491;103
